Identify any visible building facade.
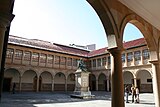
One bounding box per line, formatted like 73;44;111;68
3;35;152;93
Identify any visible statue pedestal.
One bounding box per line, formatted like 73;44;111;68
71;69;94;99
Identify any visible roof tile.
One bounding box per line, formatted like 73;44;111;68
8;35;146;57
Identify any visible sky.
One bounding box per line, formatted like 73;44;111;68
10;0;143;49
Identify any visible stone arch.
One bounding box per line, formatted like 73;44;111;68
89;73;96;91
21;70;37;91
120;13;157;51
98;73;107;91
87;0;120;49
40;71;53;91
54;72;66;91
67;73;75;91
136;69;153;92
3;68;20;92
123;71;134;88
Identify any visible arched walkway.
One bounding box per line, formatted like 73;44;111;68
54;72;65;91
89;74;96;91
67;73;75;91
3;68;20;92
98;73;107;91
123;71;134;88
21;70;37;91
40;71;52;91
136;70;153;92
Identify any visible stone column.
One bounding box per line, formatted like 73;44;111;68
107;79;110;91
96;79;98;91
0;14;13;67
51;79;54;91
19;76;22;92
36;76;39;92
149;60;160;107
65;77;67;92
134;78;137;87
108;48;124;107
0;12;14;101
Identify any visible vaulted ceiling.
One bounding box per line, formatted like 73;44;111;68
119;0;160;30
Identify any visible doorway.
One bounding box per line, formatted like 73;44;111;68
3;78;12;92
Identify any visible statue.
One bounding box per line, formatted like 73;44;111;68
71;58;94;99
77;58;87;72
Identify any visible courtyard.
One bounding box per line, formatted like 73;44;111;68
0;92;155;107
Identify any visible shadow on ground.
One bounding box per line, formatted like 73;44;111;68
0;91;111;107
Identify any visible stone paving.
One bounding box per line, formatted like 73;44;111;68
0;91;155;107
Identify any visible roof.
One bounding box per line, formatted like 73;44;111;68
88;47;108;57
88;38;146;57
123;38;146;49
8;35;89;57
8;35;146;58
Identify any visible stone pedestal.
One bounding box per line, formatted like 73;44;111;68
71;69;94;99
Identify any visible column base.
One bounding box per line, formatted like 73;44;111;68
70;91;95;99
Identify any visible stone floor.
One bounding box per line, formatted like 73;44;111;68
0;91;155;107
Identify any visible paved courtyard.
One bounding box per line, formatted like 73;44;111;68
0;92;155;107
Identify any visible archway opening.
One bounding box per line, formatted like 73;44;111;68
89;74;96;91
123;71;134;89
40;71;52;91
123;22;151;91
67;73;75;91
137;70;153;92
3;68;20;92
98;73;107;91
54;72;65;91
22;70;37;91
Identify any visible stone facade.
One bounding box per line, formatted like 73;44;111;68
3;35;152;93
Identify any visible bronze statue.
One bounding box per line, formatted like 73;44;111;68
77;58;87;72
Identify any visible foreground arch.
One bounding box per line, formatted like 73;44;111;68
88;0;159;107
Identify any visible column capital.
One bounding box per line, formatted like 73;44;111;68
107;47;123;55
149;60;159;65
0;12;14;28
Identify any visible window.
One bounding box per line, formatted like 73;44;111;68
92;59;96;67
134;51;141;61
60;56;66;65
15;49;23;60
73;58;78;67
24;51;31;61
121;53;125;62
47;54;53;64
147;79;152;82
97;58;101;67
55;55;60;65
108;56;111;65
143;49;150;60
87;60;91;68
127;52;133;62
67;58;72;66
6;48;14;59
32;52;39;62
40;53;46;63
102;57;106;66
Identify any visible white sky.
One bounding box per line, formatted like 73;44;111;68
10;0;143;49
